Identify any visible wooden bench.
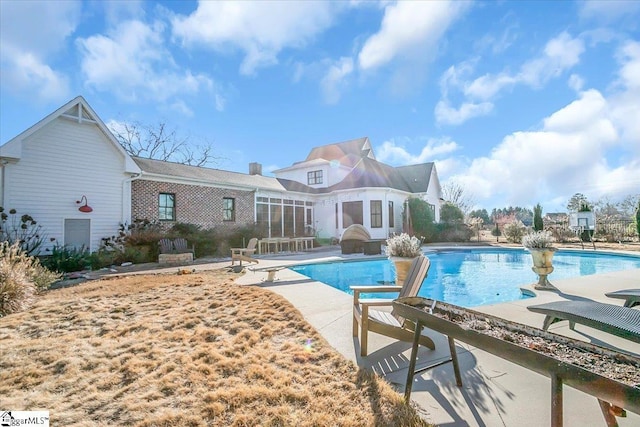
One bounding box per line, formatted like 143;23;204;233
158;238;194;264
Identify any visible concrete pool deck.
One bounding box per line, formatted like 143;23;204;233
232;245;640;427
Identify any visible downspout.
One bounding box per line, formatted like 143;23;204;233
0;160;7;207
123;173;142;225
384;189;389;238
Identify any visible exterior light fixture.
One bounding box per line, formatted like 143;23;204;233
76;195;93;213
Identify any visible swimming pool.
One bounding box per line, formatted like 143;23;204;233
289;248;640;307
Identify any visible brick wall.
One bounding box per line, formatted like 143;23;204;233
132;179;255;230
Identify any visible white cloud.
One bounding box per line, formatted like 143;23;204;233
358;1;468;71
465;32;585;100
614;40;640;91
609;40;640;152
169;100;194;117
376;137;459;165
568;74;584;92
0;0;80;103
78;19;221;111
435;100;493;126
1;47;71;103
443;83;638;210
171;1;340;75
101;0;145;26
0;0;80;57
320;57;354;104
437;32;586;126
517;32;585;88
580;0;640;23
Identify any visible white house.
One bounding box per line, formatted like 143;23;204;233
272;137;442;241
0;96;141;252
1;96;443;252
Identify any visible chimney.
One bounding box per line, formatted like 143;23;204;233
249;162;262;176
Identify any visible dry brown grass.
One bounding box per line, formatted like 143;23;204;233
0;270;431;427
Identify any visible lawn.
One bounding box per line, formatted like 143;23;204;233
0;270;431;426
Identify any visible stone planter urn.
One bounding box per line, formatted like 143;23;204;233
385;233;423;284
390;256;415;284
528;248;557;290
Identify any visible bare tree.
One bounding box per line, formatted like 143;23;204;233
441;180;475;216
110;121;221;167
620;194;640;218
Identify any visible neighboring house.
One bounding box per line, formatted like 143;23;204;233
543;213;569;226
1;96;443;252
0;96;140;253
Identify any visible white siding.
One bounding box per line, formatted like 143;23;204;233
274;162;351;188
311;189;408;240
425;166;442;222
3;117;132;252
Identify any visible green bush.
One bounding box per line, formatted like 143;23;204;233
1;242;61;317
89;249;118;270
533;203;543;231
439;202;464;224
42;244;91;273
405;198;436;242
491;222;501;237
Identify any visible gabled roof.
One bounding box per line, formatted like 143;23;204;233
133;157;289;192
132;155;434;196
327;157;434;193
396;163;435;193
0;96;140;174
305;137;374;163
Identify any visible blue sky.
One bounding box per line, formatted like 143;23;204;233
1;0;639;213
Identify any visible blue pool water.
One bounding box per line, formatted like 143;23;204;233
290;249;640;307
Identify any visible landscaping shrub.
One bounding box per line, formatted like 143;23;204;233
206;224;266;258
89;248;119;270
533;203;543;231
122;219;164;248
42;244;91;273
491;222;501;239
439;202;464;224
94;219;164;266
580;229;595;242
551;227;576;243
435;224;472;242
0;242;61;317
503;220;526;243
0;207;46;255
406;198;436;242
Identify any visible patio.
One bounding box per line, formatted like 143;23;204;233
234;246;640;427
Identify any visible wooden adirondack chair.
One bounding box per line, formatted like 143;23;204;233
231;238;259;265
158;238;174;254
173;238;195;255
351;255;434;356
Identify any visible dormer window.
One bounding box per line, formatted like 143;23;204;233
307;170;323;185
